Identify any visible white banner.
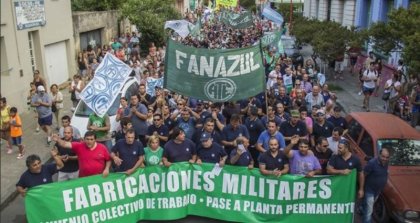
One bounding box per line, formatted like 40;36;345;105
164;20;194;38
79;53;133;117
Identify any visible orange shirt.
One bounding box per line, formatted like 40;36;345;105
10;114;22;137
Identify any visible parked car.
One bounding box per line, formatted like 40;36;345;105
71;77;140;137
345;112;420;223
280;35;303;67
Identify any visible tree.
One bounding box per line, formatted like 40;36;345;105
120;0;181;49
368;3;420;73
71;0;120;11
291;18;366;64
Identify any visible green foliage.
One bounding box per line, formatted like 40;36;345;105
120;0;181;48
240;0;257;12
71;0;120;11
291;18;366;62
368;3;420;73
276;3;304;23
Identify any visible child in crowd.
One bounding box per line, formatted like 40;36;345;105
9;107;25;159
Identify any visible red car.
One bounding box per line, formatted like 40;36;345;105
345;112;420;223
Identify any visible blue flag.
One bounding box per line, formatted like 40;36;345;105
262;5;284;25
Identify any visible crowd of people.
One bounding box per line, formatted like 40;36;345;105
0;6;418;223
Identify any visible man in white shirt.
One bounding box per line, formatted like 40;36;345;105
362;62;378;112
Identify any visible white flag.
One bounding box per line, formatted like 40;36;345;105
164;20;194;38
79;53;133;117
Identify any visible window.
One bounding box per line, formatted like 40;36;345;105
28;32;37;72
359;131;374;157
0;37;10;75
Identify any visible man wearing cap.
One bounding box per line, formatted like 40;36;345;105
280;110;308;149
327;139;364;199
196;132;227;166
31;85;53;145
311;109;334;147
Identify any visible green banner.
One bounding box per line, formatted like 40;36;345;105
261;31;282;47
164;38;265;102
222;11;254;29
26;163;356;223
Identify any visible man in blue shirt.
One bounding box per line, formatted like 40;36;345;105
111;129;145;175
361;148;390;223
221;114;250;157
196;133;227;166
256;120;286;153
16;149;64;197
327;139;364;199
162;127;196;167
230;137;254;168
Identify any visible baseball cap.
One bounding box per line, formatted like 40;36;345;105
200;132;212;142
37;85;45;92
290;110;300;117
197;99;204;105
339;138;349;146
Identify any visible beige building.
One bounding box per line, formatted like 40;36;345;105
303;0;356;27
1;0;76;111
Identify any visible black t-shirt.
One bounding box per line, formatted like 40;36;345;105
16;164;57;189
312;121;335;141
280;120;308;148
163;139;196;163
147;124;169;147
230;149;253;166
312;148;333;175
56;139;80;173
258;150;289;171
111;139;145;172
327;154;362;172
197;142;227;164
244;117;266;145
327;116;348;129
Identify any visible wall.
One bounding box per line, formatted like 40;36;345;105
330;0;344;24
0;0;75;111
342;0;356;27
72;10;120;54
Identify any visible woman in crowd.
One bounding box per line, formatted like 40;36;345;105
50;84;64;130
144;135;163;166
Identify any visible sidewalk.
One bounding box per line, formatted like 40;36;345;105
0;89;73;209
331;68;385;114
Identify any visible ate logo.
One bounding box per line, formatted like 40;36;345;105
204;78;237;102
